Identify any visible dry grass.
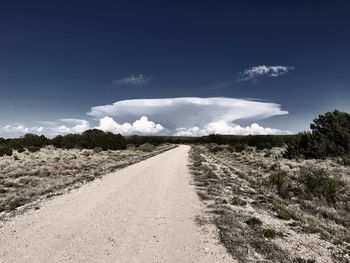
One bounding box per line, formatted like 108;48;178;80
0;144;176;216
189;144;350;263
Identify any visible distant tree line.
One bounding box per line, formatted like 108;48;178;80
1;109;349;159
0;129;292;156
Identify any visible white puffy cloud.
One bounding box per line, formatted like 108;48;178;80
114;74;150;85
238;65;294;81
58;119;90;134
96;116;164;135
0;119;90;138
175;122;290;136
3;124;38;135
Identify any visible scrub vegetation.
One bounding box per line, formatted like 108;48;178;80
0;143;176;217
188;110;350;263
189;144;350;262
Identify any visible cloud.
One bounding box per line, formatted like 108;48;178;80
238;65;294;81
1;97;290;137
55;119;90;134
175;122;290;136
1;119;90;138
96;116;164;135
113;74;150;85
89;97;289;135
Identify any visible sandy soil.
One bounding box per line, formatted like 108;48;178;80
0;145;232;263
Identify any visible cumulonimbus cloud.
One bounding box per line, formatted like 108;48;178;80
238;65;294;81
88;97;289;136
1;97;290;137
113;74;150;85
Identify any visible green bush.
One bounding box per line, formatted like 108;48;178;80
299;166;345;204
27;146;40;152
0;146;13;157
22;133;49;147
233;143;247;152
51;129;127;150
286;110;350;159
17;147;25;153
245;217;262;226
263;228;283;239
256;142;272;150
340;155;350;166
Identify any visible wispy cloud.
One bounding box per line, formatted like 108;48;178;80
237;65;294;82
113;74;150;85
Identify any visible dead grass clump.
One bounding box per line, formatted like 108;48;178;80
93;147;103;153
138;143;155;152
216;210;291;262
231;196;247;206
269;170;293;199
263;228;284;239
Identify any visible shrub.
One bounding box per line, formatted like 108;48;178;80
286;110;350;159
233;143;247;152
93;147;103;153
0;145;13;156
269;170;293;199
263;228;283;239
17;147;25;153
27;146;41;152
256;142;272;150
22;133;49;147
245;217;262;226
127;144;136;150
298;166;346;204
51;129;127;150
294;258;316;263
138;143;155;152
207;143;223;153
340;155;350;166
231;196;247;206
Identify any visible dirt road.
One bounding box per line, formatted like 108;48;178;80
0;145;231;263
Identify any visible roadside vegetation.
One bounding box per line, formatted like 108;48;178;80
189;110;350;263
0;143;176;217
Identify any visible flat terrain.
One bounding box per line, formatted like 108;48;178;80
0;144;175;214
189;144;350;263
0;145;231;263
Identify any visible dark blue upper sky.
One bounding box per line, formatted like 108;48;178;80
1;0;350;134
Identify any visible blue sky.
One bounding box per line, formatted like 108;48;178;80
1;1;349;137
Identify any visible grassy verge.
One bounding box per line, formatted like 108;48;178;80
0;144;177;217
189;144;350;263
